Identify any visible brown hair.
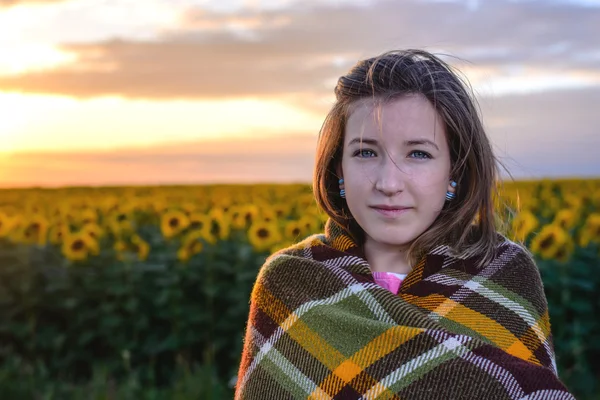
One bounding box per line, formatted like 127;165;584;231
313;49;506;268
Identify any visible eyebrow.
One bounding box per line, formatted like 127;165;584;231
348;137;440;151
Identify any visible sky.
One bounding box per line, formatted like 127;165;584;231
0;0;599;187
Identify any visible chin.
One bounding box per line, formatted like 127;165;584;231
370;232;417;247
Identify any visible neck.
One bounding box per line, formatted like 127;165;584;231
363;237;413;274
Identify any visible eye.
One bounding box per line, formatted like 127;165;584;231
353;149;376;158
409;150;432;159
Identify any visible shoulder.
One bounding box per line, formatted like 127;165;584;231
494;232;538;267
253;233;327;287
486;233;550;311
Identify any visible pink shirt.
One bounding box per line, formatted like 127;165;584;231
372;271;407;295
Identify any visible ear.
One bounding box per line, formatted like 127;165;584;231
447;180;457;193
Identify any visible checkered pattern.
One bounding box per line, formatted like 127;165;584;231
235;218;574;399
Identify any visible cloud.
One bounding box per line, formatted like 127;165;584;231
0;0;599;99
0;0;64;6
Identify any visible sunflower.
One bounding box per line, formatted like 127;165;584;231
583;213;600;238
181;201;200;215
62;231;100;262
239;204;259;227
510;210;539;241
20;215;50;246
160;209;190;239
80;223;104;241
48;223;71;245
563;194;583;210
530;224;573;262
284;220;306;241
552;209;579;231
151;199;170;215
208;215;231;242
578;213;600;247
131;234;150;261
79;208;99;225
108;211;134;236
539;196;562;219
0;212;18;238
272;203;291;220
177;230;207;262
208;207;228;221
553;240;575;263
230;208;249;230
188;212;212;232
298;215;320;234
247;221;282;252
114;239;128;253
577;230;594;248
257;207;278;224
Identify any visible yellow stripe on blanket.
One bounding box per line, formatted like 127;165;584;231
403;293;541;365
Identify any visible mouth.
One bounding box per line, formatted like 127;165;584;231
370;206;413;217
369;206;412;211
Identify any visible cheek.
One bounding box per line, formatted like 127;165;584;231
411;171;448;196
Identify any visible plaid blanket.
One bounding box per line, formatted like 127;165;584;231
235;218;574;399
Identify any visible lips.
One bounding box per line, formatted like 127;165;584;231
371;207;412;218
370;206;412;211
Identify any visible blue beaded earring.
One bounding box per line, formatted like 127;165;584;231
339;178;345;198
446;180;457;201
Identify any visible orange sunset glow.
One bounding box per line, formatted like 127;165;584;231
1;0;599;187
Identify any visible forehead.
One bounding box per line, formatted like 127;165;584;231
344;95;445;143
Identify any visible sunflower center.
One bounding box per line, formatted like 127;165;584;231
539;234;556;250
292;228;301;236
29;223;41;232
190;221;203;229
72;239;85;251
117;214;127;222
169;218;180;228
257;228;269;238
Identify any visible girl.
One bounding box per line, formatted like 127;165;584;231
235;49;573;399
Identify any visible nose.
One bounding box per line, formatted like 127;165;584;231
373;154;406;196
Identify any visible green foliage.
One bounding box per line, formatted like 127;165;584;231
0;237;268;397
538;244;600;400
0;357;229;399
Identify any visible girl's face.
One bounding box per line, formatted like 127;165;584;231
337;94;455;250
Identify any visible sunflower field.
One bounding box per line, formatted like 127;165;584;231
0;179;598;399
